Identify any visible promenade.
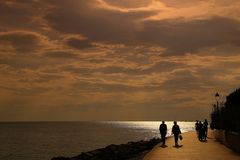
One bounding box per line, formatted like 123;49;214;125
144;131;240;160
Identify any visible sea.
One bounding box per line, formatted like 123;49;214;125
0;121;195;160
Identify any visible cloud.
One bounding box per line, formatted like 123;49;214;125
0;56;45;69
0;31;48;54
45;0;240;56
61;65;93;75
32;73;65;83
72;80;161;93
43;51;78;58
0;1;33;29
45;0;156;44
140;16;240;55
66;38;93;50
0;85;47;95
99;61;185;75
103;0;152;8
1;0;240;120
159;0;202;8
0;1;48;30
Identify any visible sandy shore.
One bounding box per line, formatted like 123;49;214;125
143;131;240;160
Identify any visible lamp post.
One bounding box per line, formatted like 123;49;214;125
214;92;220;129
215;92;220;110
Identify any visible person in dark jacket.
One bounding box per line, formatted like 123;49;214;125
195;120;199;136
159;121;167;146
203;119;208;139
198;121;204;141
172;121;181;146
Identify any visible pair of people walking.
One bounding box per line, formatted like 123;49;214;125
195;119;208;141
159;121;182;147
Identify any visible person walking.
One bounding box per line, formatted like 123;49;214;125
159;121;167;146
198;121;204;141
195;120;199;137
172;121;181;147
203;119;208;139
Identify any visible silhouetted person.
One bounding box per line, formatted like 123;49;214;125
159;121;167;146
195;120;199;136
203;119;208;139
172;121;181;146
198;121;204;141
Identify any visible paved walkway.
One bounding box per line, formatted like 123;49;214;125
144;131;240;160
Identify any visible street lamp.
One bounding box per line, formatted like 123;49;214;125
215;92;220;109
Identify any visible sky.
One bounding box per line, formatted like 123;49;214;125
0;0;240;121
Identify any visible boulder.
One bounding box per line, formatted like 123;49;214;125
51;138;160;160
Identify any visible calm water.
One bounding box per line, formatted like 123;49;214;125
0;121;195;160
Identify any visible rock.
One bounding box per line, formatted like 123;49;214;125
51;138;161;160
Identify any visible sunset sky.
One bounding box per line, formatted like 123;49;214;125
1;0;240;121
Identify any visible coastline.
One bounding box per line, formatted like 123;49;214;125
51;130;191;160
0;121;195;160
51;138;161;160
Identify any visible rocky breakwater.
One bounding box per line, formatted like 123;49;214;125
52;138;160;160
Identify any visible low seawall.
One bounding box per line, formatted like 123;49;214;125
213;130;240;153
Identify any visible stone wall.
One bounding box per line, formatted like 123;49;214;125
213;130;240;153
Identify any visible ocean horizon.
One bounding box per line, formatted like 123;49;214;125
0;121;195;160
